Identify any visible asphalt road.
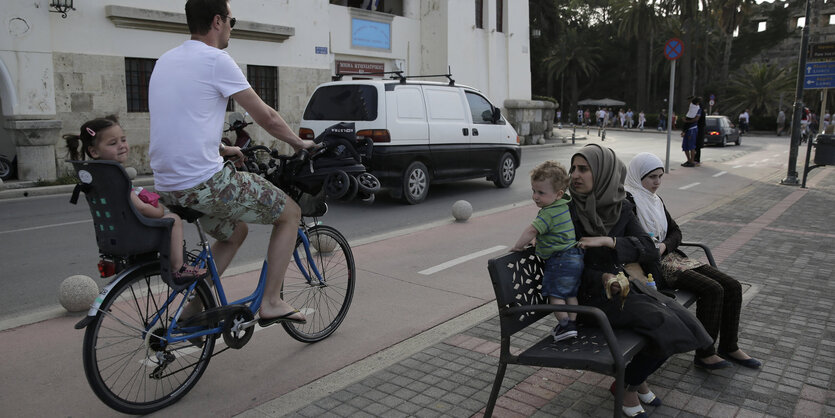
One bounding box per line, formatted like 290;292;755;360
0;130;791;322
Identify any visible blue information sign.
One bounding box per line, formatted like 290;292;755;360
804;62;835;89
805;75;835;89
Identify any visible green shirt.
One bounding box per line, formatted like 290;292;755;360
532;196;576;259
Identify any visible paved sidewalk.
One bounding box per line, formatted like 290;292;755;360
239;167;835;418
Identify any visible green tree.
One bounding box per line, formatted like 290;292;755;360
541;27;602;119
721;62;796;117
612;0;665;111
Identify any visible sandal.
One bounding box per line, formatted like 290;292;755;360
173;264;208;283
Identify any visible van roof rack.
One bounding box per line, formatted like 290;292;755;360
332;67;455;86
332;71;404;81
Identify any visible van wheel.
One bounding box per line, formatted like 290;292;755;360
720;135;727;147
493;153;516;188
402;161;429;205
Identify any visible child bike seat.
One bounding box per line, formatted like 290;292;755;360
69;160;179;288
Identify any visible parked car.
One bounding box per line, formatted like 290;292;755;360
704;115;741;147
299;78;521;204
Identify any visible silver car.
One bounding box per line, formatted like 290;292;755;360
704;115;741;147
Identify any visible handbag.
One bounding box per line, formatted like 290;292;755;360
660;251;705;279
623;262;650;284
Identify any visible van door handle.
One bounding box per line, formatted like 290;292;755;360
472;128;479;136
462;128;469;136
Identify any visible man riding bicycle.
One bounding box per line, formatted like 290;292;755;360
149;0;316;325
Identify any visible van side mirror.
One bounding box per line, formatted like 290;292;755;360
491;108;502;123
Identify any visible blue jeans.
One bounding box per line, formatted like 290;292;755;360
541;247;584;299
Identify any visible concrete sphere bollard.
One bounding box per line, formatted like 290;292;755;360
59;275;99;312
125;166;137;180
452;200;473;222
312;235;338;253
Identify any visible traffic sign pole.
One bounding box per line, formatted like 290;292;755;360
666;62;675;174
663;38;683;173
782;0;812;186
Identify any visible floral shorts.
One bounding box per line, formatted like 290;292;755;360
158;162;286;241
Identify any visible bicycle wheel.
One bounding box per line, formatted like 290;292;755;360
82;263;216;414
282;225;355;343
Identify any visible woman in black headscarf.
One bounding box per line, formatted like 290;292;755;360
569;144;712;418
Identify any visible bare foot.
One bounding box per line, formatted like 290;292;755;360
724;349;752;361
259;301;306;322
699;354;727;364
623;390;640;408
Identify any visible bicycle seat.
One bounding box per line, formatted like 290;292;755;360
167;205;205;223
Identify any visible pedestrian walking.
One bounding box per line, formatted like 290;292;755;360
776;109;786;136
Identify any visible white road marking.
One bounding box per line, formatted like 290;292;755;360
733;165;744;169
759;158;771;163
0;219;91;235
679;182;701;190
712;171;727;178
419;245;507;275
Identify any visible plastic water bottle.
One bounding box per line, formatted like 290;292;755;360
648;232;660;249
646;273;657;289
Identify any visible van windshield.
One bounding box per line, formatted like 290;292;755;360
303;85;378;121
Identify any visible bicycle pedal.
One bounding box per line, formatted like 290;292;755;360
180;304;250;328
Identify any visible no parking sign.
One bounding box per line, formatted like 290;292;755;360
662;38;684;173
664;38;684;60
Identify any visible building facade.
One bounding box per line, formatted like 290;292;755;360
0;0;531;181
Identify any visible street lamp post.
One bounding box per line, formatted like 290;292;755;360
782;0;812;185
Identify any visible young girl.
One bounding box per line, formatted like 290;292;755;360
64;115;206;282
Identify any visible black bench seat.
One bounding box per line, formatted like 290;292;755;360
483;243;714;417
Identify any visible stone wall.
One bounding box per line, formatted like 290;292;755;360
503;99;556;145
51;52;331;177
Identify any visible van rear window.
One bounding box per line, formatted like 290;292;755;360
303;85;378;121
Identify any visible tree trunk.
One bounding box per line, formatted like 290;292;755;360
677;19;693;115
636;39;649;111
721;34;732;88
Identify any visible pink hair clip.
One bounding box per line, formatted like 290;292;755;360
86;127;96;137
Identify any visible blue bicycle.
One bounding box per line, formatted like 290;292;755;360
70;137;374;414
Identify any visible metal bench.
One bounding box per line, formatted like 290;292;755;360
484;243;716;417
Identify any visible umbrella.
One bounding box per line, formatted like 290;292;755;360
578;98;626;107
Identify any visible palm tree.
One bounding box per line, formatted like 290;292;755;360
721;62;796;117
612;0;665;111
713;0;755;87
541;27;602;120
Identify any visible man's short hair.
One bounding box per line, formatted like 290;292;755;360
185;0;229;35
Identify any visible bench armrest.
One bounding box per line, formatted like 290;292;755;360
680;241;716;267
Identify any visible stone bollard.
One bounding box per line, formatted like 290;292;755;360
452;200;473;222
59;275;99;312
125;167;137;180
312;234;337;253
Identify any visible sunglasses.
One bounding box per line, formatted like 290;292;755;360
222;15;236;28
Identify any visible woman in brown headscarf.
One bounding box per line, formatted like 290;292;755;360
568;144;712;418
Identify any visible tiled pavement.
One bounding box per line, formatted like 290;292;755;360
245;168;835;418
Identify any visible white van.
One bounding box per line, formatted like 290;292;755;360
299;79;521;204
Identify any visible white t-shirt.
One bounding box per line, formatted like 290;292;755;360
149;40;251;191
686;103;700;119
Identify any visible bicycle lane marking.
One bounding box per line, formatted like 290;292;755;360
418;245;507;275
0;219;90;235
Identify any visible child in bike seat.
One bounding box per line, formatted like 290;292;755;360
64;115;207;282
